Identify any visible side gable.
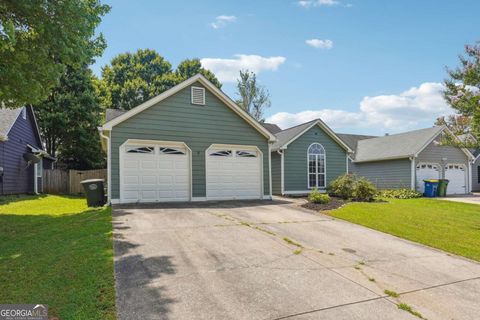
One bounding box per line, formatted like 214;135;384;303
102;74;275;142
279;120;352;152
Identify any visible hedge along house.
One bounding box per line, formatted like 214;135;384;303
99;74;276;204
345;126;475;195
270;119;353;195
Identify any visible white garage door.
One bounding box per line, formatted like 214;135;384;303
121;144;190;202
445;164;467;195
416;163;440;193
206;147;262;200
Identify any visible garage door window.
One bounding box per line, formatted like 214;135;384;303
209;150;232;157
308;143;326;189
236;150;257;157
159;147;185;155
126;146;155;154
445;164;464;171
417;163;439;170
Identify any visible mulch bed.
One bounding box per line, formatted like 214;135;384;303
301;197;347;212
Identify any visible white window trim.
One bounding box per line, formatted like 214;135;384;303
307;143;326;189
191;86;206;105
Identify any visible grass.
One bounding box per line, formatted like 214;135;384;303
283;237;303;248
398;303;425;319
326;198;480;261
0;195;115;319
293;249;302;255
384;289;400;298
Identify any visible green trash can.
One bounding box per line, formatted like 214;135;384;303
437;179;449;197
81;179;106;207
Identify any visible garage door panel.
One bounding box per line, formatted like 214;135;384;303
121;144;190;202
206;147;262;200
445;164;467;195
416;163;440;193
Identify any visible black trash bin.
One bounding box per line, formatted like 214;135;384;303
81;179;106;207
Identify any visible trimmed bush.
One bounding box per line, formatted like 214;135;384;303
378;188;422;199
352;178;377;202
327;174;356;199
308;188;331;204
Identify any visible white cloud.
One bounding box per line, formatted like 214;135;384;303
298;0;340;8
266;82;454;133
210;15;237;29
305;39;333;49
200;54;287;82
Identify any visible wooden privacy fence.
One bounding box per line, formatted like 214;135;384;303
42;169;107;195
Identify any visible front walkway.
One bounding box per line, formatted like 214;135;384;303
438;192;480;205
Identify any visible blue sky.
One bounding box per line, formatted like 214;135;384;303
92;0;480;135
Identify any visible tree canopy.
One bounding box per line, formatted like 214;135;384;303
96;51;221;110
0;0;110;108
235;70;271;121
443;41;480;140
35;65;105;170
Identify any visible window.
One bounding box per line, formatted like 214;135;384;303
159;147;185;155
209;150;232;157
126;146;154;154
236;150;257;158
307;143;326;188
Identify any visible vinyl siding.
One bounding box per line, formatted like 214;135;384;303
271;151;281;195
0;107;40;195
350;159;412;189
473;157;480;192
416;138;469;190
110;82;270;199
283;125;347;192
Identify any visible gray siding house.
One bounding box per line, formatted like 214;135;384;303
344;126;475;195
269;119;352;195
99;74;276;204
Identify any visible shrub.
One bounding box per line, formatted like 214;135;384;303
352;178;377;202
378;188;422;199
327;174;356;199
308;188;331;204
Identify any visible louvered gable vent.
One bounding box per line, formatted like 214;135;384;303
191;86;205;105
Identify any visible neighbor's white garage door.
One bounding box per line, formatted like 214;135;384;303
445;164;467;195
206;147;262;200
416;163;440;193
121;144;190;202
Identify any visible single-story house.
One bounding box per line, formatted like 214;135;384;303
99;74;276;204
269;119;352;195
342;126;475;195
0;106;54;195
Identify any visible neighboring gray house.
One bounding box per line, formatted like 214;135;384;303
458;133;480;192
99;74;276;204
269;119;352;195
345;126;475;195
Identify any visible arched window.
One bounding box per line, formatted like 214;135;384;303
308;143;326;188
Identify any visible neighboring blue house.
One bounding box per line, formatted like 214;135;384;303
0;106;54;195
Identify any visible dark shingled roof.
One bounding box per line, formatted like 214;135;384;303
0;107;22;140
105;109;126;122
261;122;282;134
336;133;377;151
271;119;318;150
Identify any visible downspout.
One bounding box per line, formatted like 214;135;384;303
99;129;111;204
468;160;473;193
277;150;284;195
409;156;416;190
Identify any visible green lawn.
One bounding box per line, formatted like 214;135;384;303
0;195;115;319
327;198;480;262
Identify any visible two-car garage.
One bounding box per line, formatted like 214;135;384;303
120;141;263;203
415;162;468;195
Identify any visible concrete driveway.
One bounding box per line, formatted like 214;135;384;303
112;200;480;320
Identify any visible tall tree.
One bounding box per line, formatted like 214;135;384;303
235;70;271;121
0;0;110;108
175;59;222;88
443;41;480;140
35;65;104;170
96;51;222;110
435;115;471;135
